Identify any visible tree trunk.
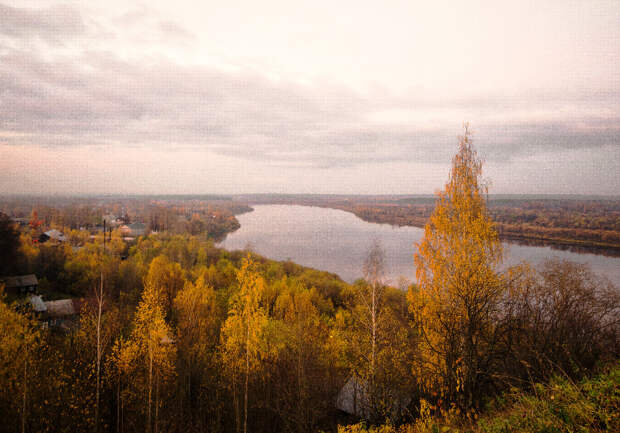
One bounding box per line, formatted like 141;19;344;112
21;355;27;433
244;333;249;433
95;273;103;433
155;373;159;433
233;373;240;433
116;378;120;433
371;281;376;381
148;344;153;433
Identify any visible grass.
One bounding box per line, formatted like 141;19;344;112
337;363;620;433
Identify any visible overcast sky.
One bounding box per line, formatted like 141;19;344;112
0;0;618;195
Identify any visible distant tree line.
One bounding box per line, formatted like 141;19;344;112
328;200;620;251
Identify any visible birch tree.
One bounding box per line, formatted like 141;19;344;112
173;270;219;429
125;281;176;433
0;294;40;433
410;124;503;410
221;256;267;433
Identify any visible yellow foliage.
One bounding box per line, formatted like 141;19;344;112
144;255;185;316
221;256;268;375
410;125;503;408
0;295;41;431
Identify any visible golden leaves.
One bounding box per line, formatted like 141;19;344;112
411;126;503;406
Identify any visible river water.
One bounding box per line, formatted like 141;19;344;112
220;205;620;286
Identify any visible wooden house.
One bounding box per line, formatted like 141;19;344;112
0;274;38;295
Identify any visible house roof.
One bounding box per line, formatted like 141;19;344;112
44;229;67;242
45;299;77;317
128;222;146;230
335;376;411;417
1;274;38;288
336;376;369;416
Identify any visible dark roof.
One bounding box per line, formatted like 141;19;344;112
1;274;38;288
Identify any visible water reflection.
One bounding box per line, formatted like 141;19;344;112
220;205;620;286
501;237;620;258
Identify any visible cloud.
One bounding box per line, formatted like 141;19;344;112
158;20;195;42
0;3;86;42
0;2;617;172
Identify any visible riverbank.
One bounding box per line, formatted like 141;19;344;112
234;194;620;255
221;205;620;286
326;203;620;256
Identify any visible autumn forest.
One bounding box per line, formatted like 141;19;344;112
1;131;618;433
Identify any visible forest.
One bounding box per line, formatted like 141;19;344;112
0;130;618;433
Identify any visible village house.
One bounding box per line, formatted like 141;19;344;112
0;274;38;295
10;217;29;227
27;294;47;314
39;229;67;243
102;214;124;227
336;376;411;420
336;376;370;418
45;298;82;329
24;294;48;327
25;295;83;330
120;222;147;237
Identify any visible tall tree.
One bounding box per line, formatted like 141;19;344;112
144;256;185;318
173;270;220;430
343;243;415;423
221;256;267;433
410;125;503;410
362;240;385;392
270;283;336;433
121;281;176;433
0;295;41;433
348;241;388;420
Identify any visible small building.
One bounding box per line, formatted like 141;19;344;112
11;217;29;227
336;376;411;419
45;298;81;329
0;274;38;295
39;229;67;243
28;294;47;313
24;295;49;327
121;222;146;237
336;376;370;417
103;215;124;227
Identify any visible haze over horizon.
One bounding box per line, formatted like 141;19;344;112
1;0;618;195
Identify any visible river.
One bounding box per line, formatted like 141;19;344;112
220;205;620;286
